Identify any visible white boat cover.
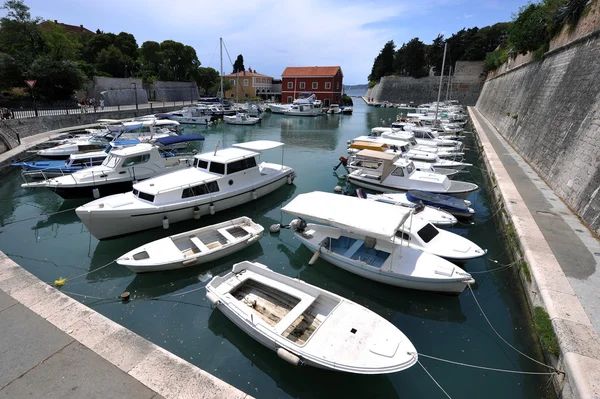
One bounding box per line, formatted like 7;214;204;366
281;191;412;239
232;140;284;151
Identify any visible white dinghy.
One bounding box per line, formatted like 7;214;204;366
117;217;264;273
206;261;418;374
281;192;475;294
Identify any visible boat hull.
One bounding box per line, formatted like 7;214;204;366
348;175;477;199
52;180;137;199
77;172;294;240
297;235;470;295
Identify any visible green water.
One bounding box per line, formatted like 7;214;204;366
0;102;555;398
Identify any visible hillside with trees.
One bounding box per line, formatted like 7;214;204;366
0;0;223;103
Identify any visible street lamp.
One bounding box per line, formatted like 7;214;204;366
131;82;138;116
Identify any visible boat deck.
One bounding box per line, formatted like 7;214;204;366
323;236;389;268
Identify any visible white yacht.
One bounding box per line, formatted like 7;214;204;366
224;113;261;125
347;150;478;199
284;94;323;117
76;141;296;240
268;103;293;114
328;104;342;114
22;136;204;199
157;107;212;124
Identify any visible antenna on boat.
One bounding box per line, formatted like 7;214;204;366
214;140;220;156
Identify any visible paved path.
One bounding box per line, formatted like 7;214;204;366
0;252;249;399
470;106;600;398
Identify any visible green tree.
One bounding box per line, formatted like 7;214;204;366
158;40;200;81
0;0;44;66
232;54;245;73
403;38;428;78
27;57;87;101
40;22;81;61
508;3;550;54
426;34;445;75
0;52;21;89
368;40;395;81
95;45;127;77
196;67;219;95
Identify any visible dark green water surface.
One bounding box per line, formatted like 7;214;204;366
0;102;555;398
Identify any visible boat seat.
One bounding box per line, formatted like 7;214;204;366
217;227;236;243
273;296;316;335
343;239;365;258
190;237;209;252
206;241;222;250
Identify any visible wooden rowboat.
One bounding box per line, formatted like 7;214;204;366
117;216;263;273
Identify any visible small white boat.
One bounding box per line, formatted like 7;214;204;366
268;103;292;114
157;107;212;124
341;106;353;114
284;94;322;117
224;113;261;125
206;260;418;374
281;192;475;294
348;150;478;199
357;190;457;227
117;217;263;273
328;104;341;114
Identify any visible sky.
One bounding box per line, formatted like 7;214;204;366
2;0;528;84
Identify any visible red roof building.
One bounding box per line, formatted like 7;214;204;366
281;66;343;106
39;20;95;35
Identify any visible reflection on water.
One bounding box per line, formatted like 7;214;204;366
0;102;555;399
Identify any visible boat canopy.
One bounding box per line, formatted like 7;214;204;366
154;135;205;146
110;139;140;147
281;191;412;239
355;149;398;161
232;140;284;152
107;122;143;132
349;142;389;152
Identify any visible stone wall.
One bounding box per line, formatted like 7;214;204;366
88;77;148;106
366;61;485;105
146;81;199;102
476;34;600;235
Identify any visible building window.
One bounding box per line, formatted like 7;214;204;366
287;82;293;89
312;82;318;89
244;79;248;86
287;96;293;103
299;82;305;89
230;79;235;86
230;93;234;98
325;82;331;89
324;98;330;106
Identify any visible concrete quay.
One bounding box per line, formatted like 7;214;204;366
469;106;600;399
0;251;250;399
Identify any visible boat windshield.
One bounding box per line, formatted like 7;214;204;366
102;154;120;168
406;162;415;174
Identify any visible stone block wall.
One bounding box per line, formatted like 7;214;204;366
89;77;148;106
146;81;199;102
366;61;485;105
476;35;600;234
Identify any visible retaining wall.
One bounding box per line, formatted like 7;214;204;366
88;77;148;106
146;81;199;102
476;34;600;235
366;61;485;105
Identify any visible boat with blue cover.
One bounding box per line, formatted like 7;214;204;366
406;190;474;218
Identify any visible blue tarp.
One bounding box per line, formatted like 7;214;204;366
155;135;205;146
111;139;140;147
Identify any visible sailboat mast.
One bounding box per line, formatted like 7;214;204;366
445;66;452;102
433;42;447;128
219;37;224;100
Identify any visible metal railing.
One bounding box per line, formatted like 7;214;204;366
1;100;197;120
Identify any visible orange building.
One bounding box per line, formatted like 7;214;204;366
223;70;276;100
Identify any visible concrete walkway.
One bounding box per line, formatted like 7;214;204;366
469;106;600;399
0;251;249;399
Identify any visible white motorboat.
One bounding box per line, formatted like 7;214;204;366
268;103;293;114
346;143;464;175
224;113;261;125
328;104;341;114
206;260;418;373
347;150;478;199
117;216;263;273
284;94;322;117
368;192;474;219
341;106;353;114
357;190;457;227
76;140;296;240
37;133;114;159
281;192;475;294
22;136;204;199
354;131;465;160
157;107;212;124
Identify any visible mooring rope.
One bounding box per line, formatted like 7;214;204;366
415;357;452;398
468;256;523;274
0;206;78;227
467;284;559;372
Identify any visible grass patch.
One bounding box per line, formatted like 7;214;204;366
533;307;560;357
520;260;532;282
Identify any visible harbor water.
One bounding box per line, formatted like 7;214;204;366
0;102;555;398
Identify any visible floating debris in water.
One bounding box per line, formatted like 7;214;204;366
199;272;213;282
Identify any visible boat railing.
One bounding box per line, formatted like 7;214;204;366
20;168;70;183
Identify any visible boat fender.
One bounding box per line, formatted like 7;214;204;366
193;206;201;220
162;215;169;229
308;247;321;265
92;188;100;199
252;189;257;200
334;185;342;193
206;292;220;307
269;224;281;234
182;258;198;267
209;202;215;215
286;175;293;185
276;348;303;366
